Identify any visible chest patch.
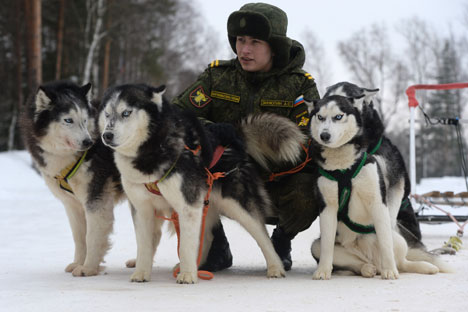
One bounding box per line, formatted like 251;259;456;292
210;90;240;103
190;86;212;108
260;99;294;108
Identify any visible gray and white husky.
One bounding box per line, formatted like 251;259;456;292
99;84;304;284
307;93;450;280
20;81;125;276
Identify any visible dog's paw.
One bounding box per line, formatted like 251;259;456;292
381;268;399;280
65;262;81;273
71;265;99;277
130;270;151;282
125;259;136;268
267;264;286;278
312;266;332;280
176;271;197;284
361;263;377;278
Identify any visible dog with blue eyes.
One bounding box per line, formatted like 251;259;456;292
306;93;450;280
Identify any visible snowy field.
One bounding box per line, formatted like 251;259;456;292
1;151;467;312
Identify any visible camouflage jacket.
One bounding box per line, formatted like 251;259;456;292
172;40;320;132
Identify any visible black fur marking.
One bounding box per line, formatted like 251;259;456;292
105;84;270;214
86;139;122;209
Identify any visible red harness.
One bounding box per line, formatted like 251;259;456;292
145;145;227;281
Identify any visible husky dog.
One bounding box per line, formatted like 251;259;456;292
307;94;449;279
323;82;422;246
20;81;125;276
99;84;304;284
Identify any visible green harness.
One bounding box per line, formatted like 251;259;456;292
319;151;376;234
318;137;409;235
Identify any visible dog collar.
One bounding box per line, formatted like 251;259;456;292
319;152;376;234
54;151;88;194
145;152;181;196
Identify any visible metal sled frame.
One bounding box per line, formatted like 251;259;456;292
406;83;468;228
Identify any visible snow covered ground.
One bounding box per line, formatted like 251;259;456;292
1;151;467;312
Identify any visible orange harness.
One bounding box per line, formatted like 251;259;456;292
268;140;312;182
146;145;228;281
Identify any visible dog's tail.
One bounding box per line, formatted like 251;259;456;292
407;247;454;273
240;113;307;170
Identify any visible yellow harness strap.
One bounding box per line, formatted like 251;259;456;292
55;151;88;194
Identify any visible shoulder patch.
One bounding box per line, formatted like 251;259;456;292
296;111;310;127
304;72;314;80
208;59;232;69
189;86;212;108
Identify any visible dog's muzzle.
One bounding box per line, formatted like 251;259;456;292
102;132;114;145
320;132;331;143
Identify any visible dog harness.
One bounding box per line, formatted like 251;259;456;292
144;145;226;195
54;151;88;194
268;139;312;182
319;152;376;234
144;144;234;281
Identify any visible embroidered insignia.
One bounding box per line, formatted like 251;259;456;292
304;73;314;80
260;99;294;108
211;90;240;103
210;60;220;68
190;86;212;108
294;95;305;107
296;110;310;127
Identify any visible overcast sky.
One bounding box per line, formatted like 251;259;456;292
196;0;467;83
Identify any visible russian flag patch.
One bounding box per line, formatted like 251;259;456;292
294;95;304;107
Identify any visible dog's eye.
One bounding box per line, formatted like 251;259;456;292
334;114;343;121
317;115;324;121
122;110;132;118
64;118;74;124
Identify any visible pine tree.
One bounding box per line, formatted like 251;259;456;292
420;40;463;177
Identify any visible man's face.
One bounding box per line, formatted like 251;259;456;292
236;36;273;72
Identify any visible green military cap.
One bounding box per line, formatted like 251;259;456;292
227;3;292;68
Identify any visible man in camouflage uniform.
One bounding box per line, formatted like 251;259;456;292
173;3;318;271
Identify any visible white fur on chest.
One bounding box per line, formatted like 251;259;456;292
318;163;381;240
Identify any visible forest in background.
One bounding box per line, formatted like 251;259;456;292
1;0;467;180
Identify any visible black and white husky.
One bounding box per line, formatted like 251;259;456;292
20;81;125;276
307;92;450;279
323;82;423;246
99;84;304;283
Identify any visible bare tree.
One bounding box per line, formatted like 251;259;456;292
82;0;106;87
24;0;42;91
338;24;409;127
55;0;65;80
300;28;332;96
397;18;442;84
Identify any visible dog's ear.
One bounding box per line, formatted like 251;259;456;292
348;94;365;111
151;85;166;111
34;87;52;115
305;99;319;114
81;83;92;100
81;83;93;107
362;88;379;104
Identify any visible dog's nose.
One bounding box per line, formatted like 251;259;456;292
82;138;93;149
320;132;331;142
103;132;114;143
